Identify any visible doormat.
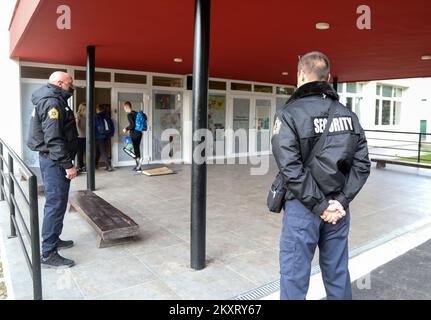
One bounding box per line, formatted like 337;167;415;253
139;164;175;176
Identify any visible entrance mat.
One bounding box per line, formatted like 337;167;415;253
140;164;176;176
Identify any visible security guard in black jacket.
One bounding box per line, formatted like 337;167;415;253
272;52;371;300
27;71;78;268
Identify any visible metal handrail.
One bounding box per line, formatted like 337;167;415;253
364;129;431;165
364;129;431;136
0;138;42;300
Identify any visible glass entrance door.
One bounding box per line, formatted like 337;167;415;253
255;98;272;153
208;94;226;157
112;89;150;166
152;90;183;162
227;97;252;157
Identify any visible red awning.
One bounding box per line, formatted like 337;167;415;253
9;0;431;85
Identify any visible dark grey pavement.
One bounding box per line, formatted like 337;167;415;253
353;239;431;300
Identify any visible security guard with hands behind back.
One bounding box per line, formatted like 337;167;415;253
272;52;371;300
27;71;78;268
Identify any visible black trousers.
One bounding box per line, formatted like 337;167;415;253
77;137;86;169
131;133;142;159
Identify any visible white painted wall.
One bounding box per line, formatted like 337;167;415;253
0;0;22;155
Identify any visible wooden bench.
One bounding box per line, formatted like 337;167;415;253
19;167;44;195
371;158;431;169
69;190;139;248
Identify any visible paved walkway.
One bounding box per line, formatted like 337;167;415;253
352;239;431;300
1;158;431;299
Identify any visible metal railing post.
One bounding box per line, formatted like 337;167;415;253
8;153;16;237
0;143;4;201
28;175;42;300
417;133;422;164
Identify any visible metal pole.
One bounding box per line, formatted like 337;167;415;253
0;143;4;201
417;133;422;163
86;46;96;191
28;175;42;300
333;76;338;92
8;154;16;237
190;0;211;270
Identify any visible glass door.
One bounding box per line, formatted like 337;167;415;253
208;94;226;157
112;89;150;167
255;98;272;153
152;90;183;162
227;96;252;157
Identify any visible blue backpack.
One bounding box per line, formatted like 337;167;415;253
135;111;148;132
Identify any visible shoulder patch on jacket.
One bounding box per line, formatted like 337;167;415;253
48;107;59;120
273;117;282;135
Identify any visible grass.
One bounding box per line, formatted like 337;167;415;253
398;153;431;164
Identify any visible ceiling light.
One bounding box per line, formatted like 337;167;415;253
316;22;330;30
421;55;431;61
281;72;289;76
174;57;183;63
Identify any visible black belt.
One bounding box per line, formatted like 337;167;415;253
39;152;49;158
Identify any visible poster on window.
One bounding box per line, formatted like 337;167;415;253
155;93;175;110
209;95;225;111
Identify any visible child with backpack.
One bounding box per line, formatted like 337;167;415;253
95;105;114;171
122;101;147;171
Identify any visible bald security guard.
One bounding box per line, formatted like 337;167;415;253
272;52;371;300
28;71;78;268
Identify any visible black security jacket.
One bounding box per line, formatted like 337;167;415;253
27;84;78;169
271;81;371;215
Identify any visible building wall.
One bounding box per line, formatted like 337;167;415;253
0;1;22;153
338;78;431;159
12;62;294;166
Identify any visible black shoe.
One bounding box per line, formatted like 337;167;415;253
41;250;75;269
105;166;113;172
57;239;74;250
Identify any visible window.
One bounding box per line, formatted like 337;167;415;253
382;85;392;97
355;97;361;119
254;84;273;93
74;70;111;82
394;88;403;98
231;82;252;91
375;85;403;126
346;97;353;111
346;83;357;94
375;100;380;125
276;97;287;113
382;100;391;125
114;73;147;84
21;66;67;79
357;83;364;94
338;82;362;120
376;85;381;95
152;76;183;88
276;86;295;95
393;101;401;125
209;80;226;91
